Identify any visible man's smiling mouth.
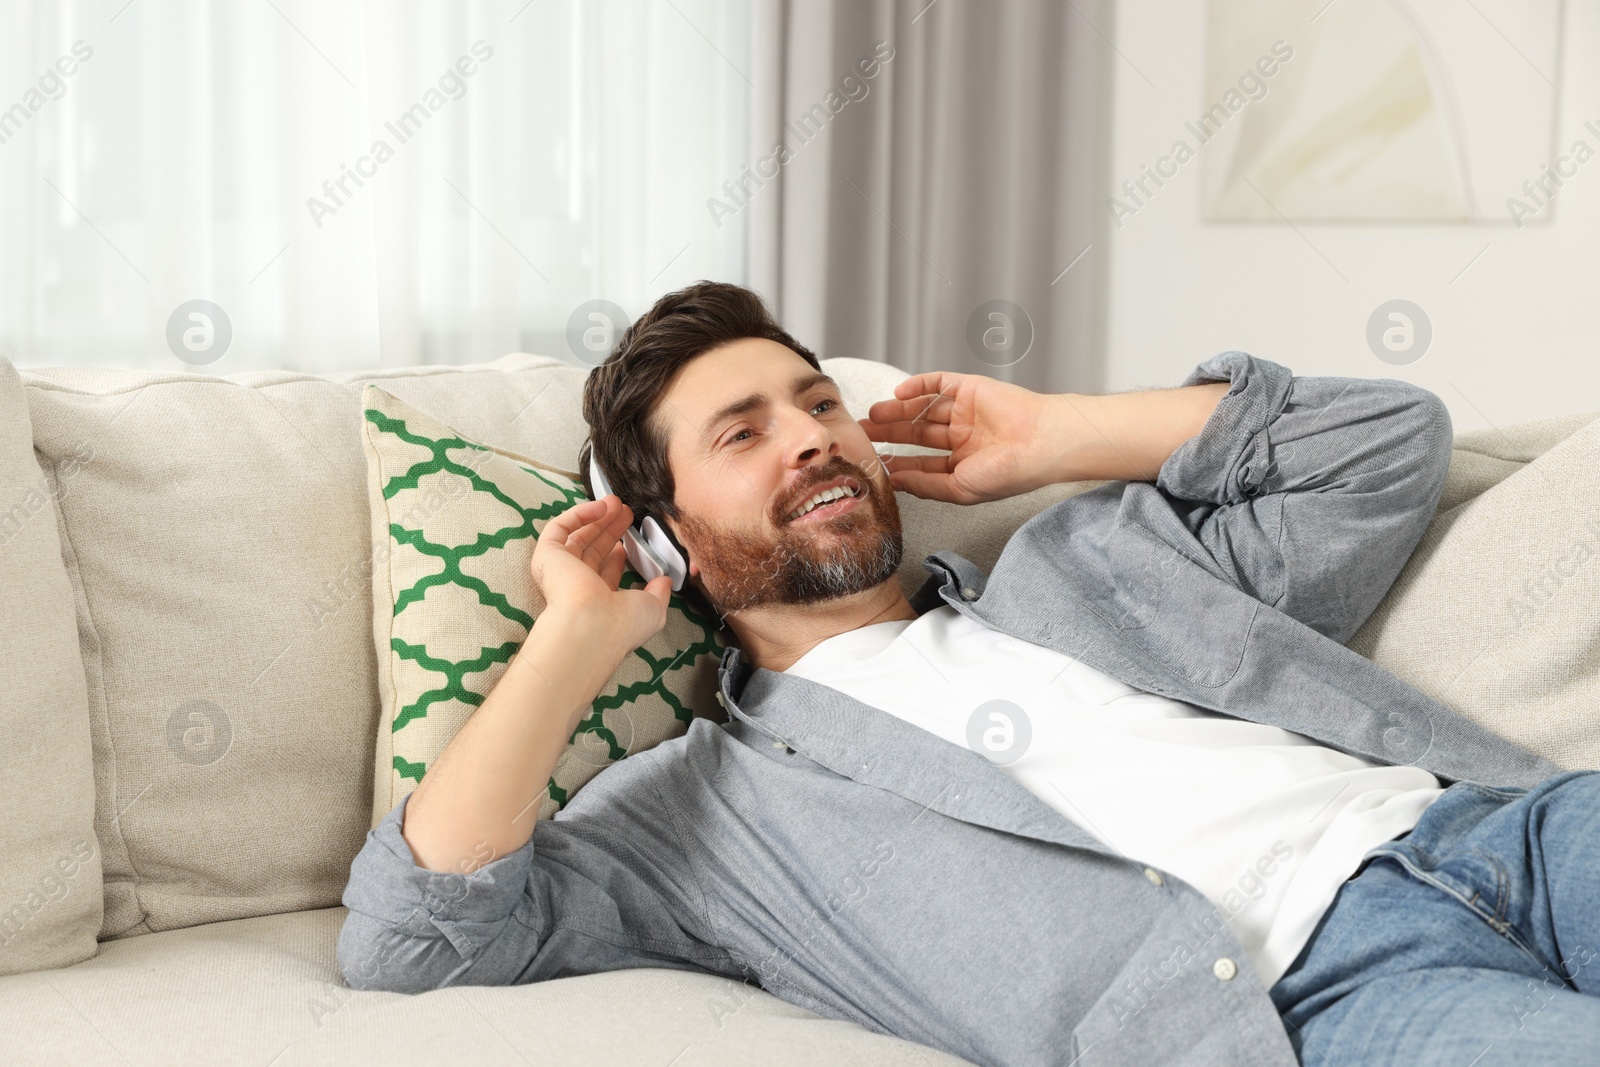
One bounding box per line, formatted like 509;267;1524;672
786;476;863;522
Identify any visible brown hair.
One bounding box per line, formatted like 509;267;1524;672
579;281;821;547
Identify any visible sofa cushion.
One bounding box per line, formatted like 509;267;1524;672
0;907;975;1066
0;357;101;975
20;355;596;939
1348;411;1600;771
361;385;732;826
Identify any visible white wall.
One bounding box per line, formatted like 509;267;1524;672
1102;0;1600;431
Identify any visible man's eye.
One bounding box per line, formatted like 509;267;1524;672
812;398;836;415
728;429;751;444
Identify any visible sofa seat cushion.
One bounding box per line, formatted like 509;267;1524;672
0;908;973;1066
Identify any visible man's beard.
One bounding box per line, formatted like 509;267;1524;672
672;456;903;616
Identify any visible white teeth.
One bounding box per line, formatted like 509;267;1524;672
789;484;857;520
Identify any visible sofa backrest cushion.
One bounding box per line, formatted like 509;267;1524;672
0;357;101;974
1347;411;1600;771
20;355;595;938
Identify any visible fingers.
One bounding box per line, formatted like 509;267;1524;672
858;416;952;450
893;371;964;405
863;390;955;429
644;575;673;614
576;505;629;569
532;499;596;582
600;540;627;590
882;453;953;477
540;496;610;544
541;496;632;568
861;375;959;451
888;466;972;504
878;453;975;504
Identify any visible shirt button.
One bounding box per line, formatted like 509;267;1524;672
1143;867;1164;887
1213;957;1237;981
960;586;978;600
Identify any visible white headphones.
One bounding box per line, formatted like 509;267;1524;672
587;451;689;592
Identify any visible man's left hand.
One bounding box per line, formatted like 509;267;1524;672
858;371;1059;505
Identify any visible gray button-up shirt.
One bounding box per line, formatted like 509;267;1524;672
339;352;1565;1066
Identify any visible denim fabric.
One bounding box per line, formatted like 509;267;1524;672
341;352;1571;1066
1270;770;1600;1065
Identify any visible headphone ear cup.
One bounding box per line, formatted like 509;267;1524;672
638;516;688;591
653;516;691;574
586;447;690;593
619;527;670;588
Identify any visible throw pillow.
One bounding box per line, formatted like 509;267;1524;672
361;384;732;827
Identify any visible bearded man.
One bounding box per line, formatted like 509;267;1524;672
339;282;1599;1067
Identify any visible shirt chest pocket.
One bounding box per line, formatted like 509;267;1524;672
1091;525;1257;690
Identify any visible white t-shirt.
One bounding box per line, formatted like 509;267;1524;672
784;604;1445;987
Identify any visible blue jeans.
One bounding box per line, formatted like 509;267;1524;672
1268;769;1600;1065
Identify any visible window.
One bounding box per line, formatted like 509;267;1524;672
0;0;749;371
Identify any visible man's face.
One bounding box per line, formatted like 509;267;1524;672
658;338;902;617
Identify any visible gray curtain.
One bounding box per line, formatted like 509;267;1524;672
745;0;1113;394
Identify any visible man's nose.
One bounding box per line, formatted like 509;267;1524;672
786;413;838;466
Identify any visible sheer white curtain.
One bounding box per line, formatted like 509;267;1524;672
0;0;748;372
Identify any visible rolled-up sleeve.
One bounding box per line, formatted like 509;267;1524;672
1156;351;1452;645
337;754;734;993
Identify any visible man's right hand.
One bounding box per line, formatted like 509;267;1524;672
401;494;677;875
530;494;675;654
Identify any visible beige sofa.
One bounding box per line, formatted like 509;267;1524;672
3;351;1595;1066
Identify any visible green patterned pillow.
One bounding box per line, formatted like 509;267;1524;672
360;384;731;828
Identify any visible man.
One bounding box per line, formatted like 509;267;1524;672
339;282;1599;1065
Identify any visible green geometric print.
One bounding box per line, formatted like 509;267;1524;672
361;385;728;819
